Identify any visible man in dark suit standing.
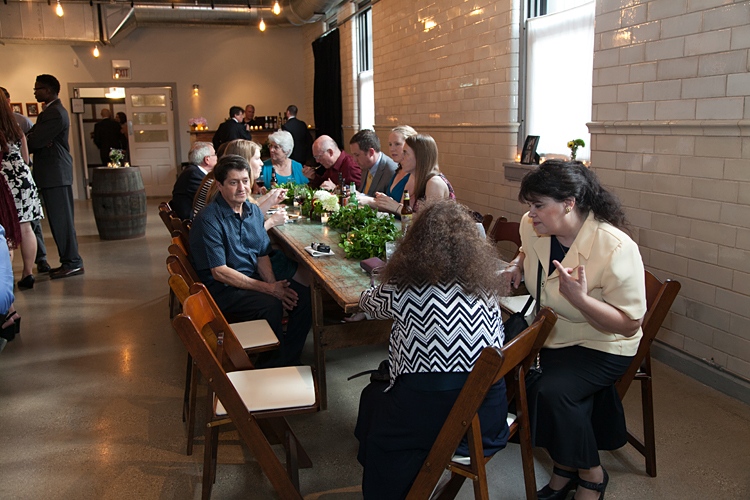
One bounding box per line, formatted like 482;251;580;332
26;74;84;279
92;108;123;165
281;105;312;165
212;106;252;150
170;142;217;220
349;129;398;197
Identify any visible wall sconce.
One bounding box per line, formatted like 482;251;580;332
193;84;199;96
93;45;100;57
56;0;64;16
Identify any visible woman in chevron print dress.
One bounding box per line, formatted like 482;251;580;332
354;200;509;500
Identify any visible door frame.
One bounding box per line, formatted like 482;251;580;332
68;82;181;200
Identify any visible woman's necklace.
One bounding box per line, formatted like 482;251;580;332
555;236;569;258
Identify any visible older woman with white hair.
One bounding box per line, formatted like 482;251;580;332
261;130;309;187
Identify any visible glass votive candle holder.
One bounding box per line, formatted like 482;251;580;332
320;212;329;224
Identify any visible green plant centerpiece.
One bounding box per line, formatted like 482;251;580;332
328;204;400;260
567;139;585;160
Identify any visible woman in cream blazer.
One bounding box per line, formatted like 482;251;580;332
504;160;647;500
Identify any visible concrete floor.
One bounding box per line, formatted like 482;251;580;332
1;198;749;500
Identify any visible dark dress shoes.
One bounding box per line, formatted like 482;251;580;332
37;260;51;273
17;275;35;290
50;267;85;279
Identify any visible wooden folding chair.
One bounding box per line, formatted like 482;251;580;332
615;270;680;477
406;308;558;500
159;201;172;213
173;287;318;500
167;264;279;456
489;216;522;259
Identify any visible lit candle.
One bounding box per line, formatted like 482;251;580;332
516;154;521;162
321;212;329;224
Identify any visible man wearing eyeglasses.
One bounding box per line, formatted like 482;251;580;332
303;135;361;190
170;142;217;220
26;74;84;279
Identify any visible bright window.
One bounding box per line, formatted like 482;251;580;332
356;4;374;131
525;1;595;160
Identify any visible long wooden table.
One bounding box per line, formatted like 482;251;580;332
269;214;526;410
269;217;392;410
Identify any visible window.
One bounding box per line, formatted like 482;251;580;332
523;1;595;160
356;2;374;131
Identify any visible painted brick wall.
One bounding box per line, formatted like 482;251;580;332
369;0;522;217
590;0;750;380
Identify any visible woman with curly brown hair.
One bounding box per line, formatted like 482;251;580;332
354;200;509;500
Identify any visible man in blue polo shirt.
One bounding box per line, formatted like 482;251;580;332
190;154;311;366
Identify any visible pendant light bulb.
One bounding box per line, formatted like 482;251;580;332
259;18;266;31
56;1;64;16
272;1;280;15
93;45;100;57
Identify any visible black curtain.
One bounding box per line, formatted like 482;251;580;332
312;29;343;149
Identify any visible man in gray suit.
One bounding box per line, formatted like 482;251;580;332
26;74;84;279
349;129;397;197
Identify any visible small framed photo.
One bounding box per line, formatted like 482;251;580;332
11;103;23;115
520;135;540;165
26;103;40;117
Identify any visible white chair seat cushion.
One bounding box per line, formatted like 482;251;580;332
450;413;517;466
500;295;534;314
216;366;316;416
232;319;278;349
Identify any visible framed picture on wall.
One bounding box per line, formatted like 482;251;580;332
11;103;23;115
26;103;39;117
520;135;540;165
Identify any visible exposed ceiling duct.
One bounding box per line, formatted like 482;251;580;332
0;0;340;45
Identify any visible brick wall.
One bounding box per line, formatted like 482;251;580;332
590;0;750;380
369;0;521;217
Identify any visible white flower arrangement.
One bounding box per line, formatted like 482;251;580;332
313;190;340;212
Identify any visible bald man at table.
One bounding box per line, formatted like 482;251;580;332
303;135;361;190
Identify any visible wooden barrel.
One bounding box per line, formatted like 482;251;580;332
91;167;147;240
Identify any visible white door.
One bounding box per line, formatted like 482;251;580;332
124;87;176;197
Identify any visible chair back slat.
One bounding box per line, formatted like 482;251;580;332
168;243;199;283
481;214;493;233
159;208;176;232
168;273;192;305
616;271;680;399
405;307;557;500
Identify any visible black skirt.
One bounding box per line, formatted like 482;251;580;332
526;346;633;469
355;373;509;500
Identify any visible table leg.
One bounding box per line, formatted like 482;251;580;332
311;280;328;410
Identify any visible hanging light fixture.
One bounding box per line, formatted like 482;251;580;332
93;45;100;57
259;17;266;31
272;0;280;15
56;0;64;16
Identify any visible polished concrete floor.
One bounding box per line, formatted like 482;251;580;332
1;199;749;500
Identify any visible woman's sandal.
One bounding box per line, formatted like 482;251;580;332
575;467;608;500
1;311;21;341
537;466;579;500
